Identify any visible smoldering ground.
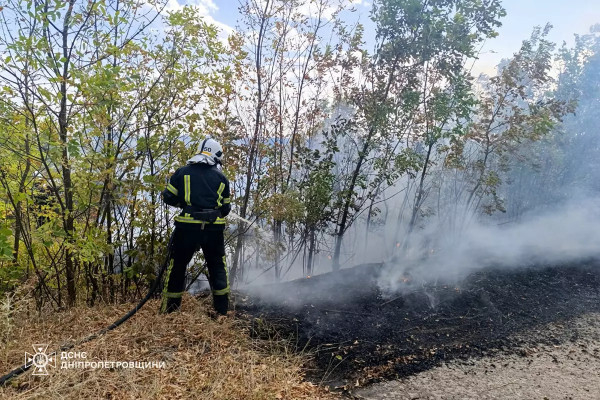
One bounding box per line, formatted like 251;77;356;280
235;38;600;386
237;197;600;389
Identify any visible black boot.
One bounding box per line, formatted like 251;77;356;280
213;294;229;315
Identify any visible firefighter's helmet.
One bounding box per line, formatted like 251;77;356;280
188;138;224;165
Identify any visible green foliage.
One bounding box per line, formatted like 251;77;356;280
437;24;576;219
0;0;239;305
0;0;591;301
303;165;335;228
372;0;505;72
260;192;305;224
0;228;13;261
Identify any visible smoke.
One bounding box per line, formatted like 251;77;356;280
379;196;600;294
240;196;600;309
235;30;600;313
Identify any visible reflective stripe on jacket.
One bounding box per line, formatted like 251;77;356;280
162;164;231;229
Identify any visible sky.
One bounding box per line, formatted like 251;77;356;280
475;0;600;74
174;0;600;75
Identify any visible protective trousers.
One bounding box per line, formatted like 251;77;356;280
160;226;229;314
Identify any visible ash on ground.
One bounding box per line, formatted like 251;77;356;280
238;259;600;393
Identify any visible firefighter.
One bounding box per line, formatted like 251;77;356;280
160;138;231;315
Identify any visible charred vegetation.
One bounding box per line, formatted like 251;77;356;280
239;260;600;390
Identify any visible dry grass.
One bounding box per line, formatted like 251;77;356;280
0;295;335;399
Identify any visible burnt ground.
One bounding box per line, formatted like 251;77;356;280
236;259;600;394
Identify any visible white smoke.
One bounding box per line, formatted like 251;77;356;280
379;197;600;293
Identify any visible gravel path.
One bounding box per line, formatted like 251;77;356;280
354;313;600;400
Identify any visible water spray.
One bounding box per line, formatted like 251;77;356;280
228;212;271;239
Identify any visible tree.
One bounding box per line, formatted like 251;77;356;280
0;1;233;307
500;26;600;217
440;25;574;234
230;0;340;283
330;0;506;269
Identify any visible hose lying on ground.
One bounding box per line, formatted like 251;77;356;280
0;234;174;386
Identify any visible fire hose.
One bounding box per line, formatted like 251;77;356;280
0;232;175;386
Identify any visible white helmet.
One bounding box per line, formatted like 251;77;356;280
187;137;223;165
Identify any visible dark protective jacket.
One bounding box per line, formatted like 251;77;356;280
162;163;231;230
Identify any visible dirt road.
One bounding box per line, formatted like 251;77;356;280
355;313;600;400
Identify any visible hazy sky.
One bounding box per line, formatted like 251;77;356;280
476;0;600;74
181;0;600;75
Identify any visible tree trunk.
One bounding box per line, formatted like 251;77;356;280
12;202;23;266
60;0;77;306
13;89;32;268
404;142;433;250
364;194;375;263
332;129;373;270
274;219;282;281
307;227;316;276
332;60;398;269
231;1;271;285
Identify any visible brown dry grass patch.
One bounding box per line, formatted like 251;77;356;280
0;295;335;399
